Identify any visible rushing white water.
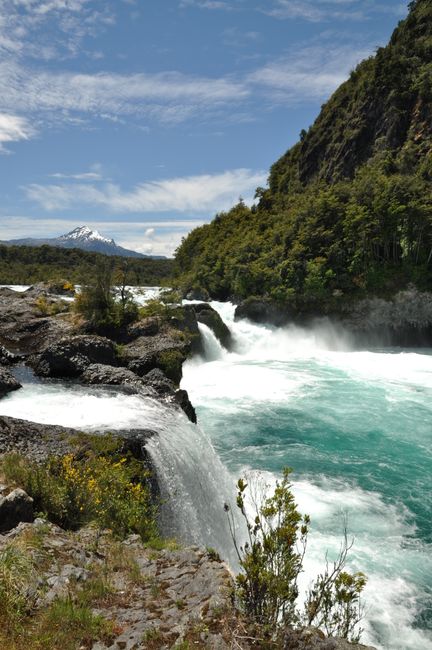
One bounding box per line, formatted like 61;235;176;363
182;301;432;650
0;378;241;563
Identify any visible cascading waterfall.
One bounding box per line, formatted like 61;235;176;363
182;301;432;650
0;375;242;564
197;322;224;361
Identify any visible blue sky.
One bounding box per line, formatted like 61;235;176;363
0;0;408;256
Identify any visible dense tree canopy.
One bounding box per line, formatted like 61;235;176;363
0;244;174;287
175;0;432;309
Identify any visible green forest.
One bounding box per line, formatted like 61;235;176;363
175;0;432;311
0;244;174;286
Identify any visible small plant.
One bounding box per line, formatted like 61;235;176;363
206;547;222;562
226;469;367;643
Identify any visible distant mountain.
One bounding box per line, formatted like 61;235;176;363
2;226;166;259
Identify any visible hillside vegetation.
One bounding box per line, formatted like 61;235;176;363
0;244;174;286
175;0;432;310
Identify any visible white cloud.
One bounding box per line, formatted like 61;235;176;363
25;168;266;213
264;0;408;22
248;44;373;102
0;113;35;151
0;62;249;126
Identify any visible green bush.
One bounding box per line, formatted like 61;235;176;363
1;443;157;542
226;469;366;643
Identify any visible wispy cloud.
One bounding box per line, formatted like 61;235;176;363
25;169;267;213
0;0;116;62
248;43;373;102
0;113;35;152
263;0;407;22
0;62;248;126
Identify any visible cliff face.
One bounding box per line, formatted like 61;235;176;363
268;0;432;195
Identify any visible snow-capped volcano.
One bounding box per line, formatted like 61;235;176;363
60;226;115;245
2;225;165;259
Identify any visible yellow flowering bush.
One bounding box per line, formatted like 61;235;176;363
1;441;157;541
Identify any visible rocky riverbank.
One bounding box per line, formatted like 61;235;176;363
234;286;432;347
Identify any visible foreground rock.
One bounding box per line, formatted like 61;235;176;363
0;415;154;464
0;487;34;532
124;305;202;384
35;335;119;378
0;285;73;354
1;521;235;649
0;367;21;397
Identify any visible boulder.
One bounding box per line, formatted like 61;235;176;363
0;287;73;354
35;335;118;378
0;367;21;397
81;363;144;389
0;488;34;532
192;303;232;349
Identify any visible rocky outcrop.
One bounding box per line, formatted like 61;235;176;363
80;365;197;423
0;487;34;532
0;415;154;464
339;287;432;346
192;303;233;350
235;288;432;347
35;335;119;378
0;285;73;354
1;521;235;649
0;367;21;397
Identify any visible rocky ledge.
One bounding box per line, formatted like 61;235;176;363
234;287;432;347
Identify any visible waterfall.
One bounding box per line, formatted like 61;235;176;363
198;322;225;361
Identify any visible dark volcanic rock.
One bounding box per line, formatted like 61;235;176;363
173;389;197;424
192;303;232;350
0;415;155;463
0;367;21;397
81;363;145;390
35;335;118;378
0;286;73;354
0;488;34;532
340;287;432;346
142;368;176;395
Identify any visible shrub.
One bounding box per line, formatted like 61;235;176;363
1;442;157;542
225;469;366;643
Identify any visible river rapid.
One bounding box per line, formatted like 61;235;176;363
182;301;432;650
0;291;431;649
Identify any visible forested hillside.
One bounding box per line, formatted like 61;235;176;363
175;0;432;309
0;244;174;286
